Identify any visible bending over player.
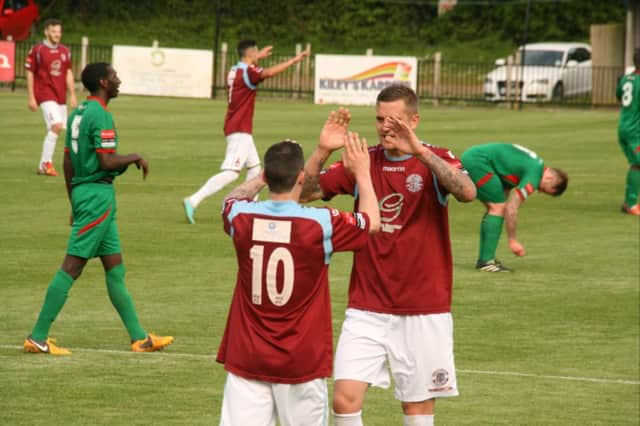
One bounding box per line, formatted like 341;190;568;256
460;143;568;272
24;63;173;355
301;85;476;426
182;40;309;223
216;135;380;425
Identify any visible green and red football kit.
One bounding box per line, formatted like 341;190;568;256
29;96;147;343
461;143;544;204
461;143;545;264
616;71;640;207
64;96;127;258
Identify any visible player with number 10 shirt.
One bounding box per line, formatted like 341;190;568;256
216;137;380;426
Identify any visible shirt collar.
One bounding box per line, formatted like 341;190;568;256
87;96;108;110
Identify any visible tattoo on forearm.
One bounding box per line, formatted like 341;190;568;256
419;153;471;198
301;152;329;201
226;178;265;201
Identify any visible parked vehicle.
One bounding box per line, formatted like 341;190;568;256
484;42;592;102
0;0;39;41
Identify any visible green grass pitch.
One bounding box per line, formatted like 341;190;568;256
0;90;638;425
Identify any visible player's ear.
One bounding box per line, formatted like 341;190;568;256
410;113;420;130
296;170;305;185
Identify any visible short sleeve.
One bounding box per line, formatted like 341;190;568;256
247;65;264;85
92;112;117;153
318;161;357;201
328;208;370;252
25;46;36;71
221;197;252;236
515;162;544;201
427;145;465;171
426;145;467;197
616;77;623;100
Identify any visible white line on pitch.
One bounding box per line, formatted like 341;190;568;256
457;368;639;385
2;344;638;385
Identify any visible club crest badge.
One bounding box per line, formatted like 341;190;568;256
405;173;423;193
432;369;449;387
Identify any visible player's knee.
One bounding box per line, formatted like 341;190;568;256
487;203;505;216
332;389;363;413
50;123;63;135
401;399;434;415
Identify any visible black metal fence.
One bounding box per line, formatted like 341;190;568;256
7;40;624;107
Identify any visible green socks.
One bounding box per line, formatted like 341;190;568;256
31;269;75;341
625;166;640;206
478;214;505;263
106;264;147;341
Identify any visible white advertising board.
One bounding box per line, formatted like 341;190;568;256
112;45;213;98
314;54;418;105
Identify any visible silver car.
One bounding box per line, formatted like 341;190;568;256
484;42;592;102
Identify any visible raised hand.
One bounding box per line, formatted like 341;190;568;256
293;48;310;63
319;107;350;153
257;46;273;60
382;116;423;156
342;131;370;179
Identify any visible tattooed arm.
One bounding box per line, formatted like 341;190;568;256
383;116;476;202
223;176;267;203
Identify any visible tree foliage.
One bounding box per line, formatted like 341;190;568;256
36;0;626;57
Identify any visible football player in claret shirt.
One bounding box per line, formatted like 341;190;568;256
23;63;173;355
460;143;568;272
182;39;309;224
300;85;476;426
615;49;640;216
25;18;77;176
217;135;380;426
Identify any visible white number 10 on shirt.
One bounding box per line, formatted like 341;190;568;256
250;245;295;306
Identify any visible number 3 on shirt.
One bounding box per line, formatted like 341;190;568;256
250;245;294;306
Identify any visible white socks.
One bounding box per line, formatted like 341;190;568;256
333;411;363;426
188;170;239;208
403;414;434;426
40;130;58;166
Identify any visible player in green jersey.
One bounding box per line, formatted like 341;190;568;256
461;143;568;272
615;49;640;216
24;63;174;355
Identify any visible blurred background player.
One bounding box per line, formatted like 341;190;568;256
25;18;77;176
182;39;310;223
217;137;380;426
615;48;640;216
24;63;173;355
460;143;569;272
301;86;476;426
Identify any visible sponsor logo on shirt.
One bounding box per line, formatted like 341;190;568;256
252;218;292;244
379;193;404;233
101;130;116;147
382;166;405;172
50;59;62;76
405;173;423;193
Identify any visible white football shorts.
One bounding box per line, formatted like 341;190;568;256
220;132;261;172
219;372;328;426
40;101;67;130
334;308;459;402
